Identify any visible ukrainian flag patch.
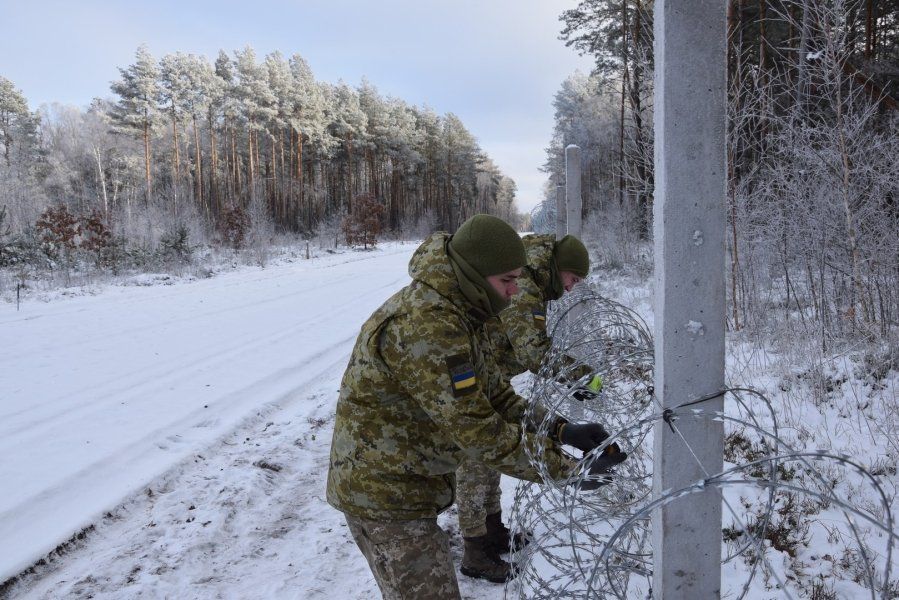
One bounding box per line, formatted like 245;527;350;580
532;309;547;322
446;355;478;397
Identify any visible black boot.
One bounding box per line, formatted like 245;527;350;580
460;535;513;583
485;511;531;554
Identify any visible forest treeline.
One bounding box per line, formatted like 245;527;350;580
534;0;898;346
0;45;520;272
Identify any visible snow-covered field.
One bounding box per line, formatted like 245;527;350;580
1;242;507;599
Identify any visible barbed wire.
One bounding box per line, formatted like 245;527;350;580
505;286;898;599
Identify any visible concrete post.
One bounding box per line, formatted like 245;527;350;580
564;145;582;239
651;1;726;598
564;145;585;419
555;185;566;239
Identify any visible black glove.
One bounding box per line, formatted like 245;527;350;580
571;388;599;402
580;445;628;490
558;422;610;452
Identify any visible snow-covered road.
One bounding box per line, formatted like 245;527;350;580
0;245;417;589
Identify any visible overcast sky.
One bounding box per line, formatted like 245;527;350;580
0;0;593;212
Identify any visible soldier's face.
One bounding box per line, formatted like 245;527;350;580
486;268;523;300
560;271;582;293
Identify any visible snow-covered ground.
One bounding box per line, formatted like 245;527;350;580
3;245;896;599
4;242;510;599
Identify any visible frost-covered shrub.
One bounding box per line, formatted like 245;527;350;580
0;209;40;267
123;242;156;269
343;193;384;249
855;338;899;383
400;209;438;240
158;225;192;264
35;204;78;263
77;211;112;266
219;205;250;249
314;211;345;250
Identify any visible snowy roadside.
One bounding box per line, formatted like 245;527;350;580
0;242;420;592
4;371;511;599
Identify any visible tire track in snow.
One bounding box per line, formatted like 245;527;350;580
0;244;412;328
6;354;370;599
0;246;414;584
0;276;405;438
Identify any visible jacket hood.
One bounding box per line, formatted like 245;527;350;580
408;232;478;318
522;234;557;298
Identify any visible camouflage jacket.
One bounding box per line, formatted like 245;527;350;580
326;233;574;521
490;235;593;382
489;235;557;380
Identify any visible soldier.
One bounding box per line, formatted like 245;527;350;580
326;215;623;599
492;233;594;381
455;232;601;581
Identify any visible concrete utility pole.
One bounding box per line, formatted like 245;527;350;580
564;145;582;239
555;185;566;239
564;144;585;419
651;1;726;598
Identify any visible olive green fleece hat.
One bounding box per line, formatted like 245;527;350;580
553;235;590;278
448;214;526;277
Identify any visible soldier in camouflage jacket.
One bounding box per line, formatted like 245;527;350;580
326;216;612;598
455;233;599;582
490;233;585;379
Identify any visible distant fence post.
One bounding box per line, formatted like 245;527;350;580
555;185;566;239
564;144;585;418
565;145;582;239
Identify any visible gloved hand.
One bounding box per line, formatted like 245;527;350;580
570;375;603;402
558;422;610;452
580;444;628;490
572;388;598;402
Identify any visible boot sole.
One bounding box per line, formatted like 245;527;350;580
459;565;509;584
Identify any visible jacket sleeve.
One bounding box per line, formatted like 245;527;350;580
379;312;573;483
500;290;552;375
481;334;554;433
502;292;594;383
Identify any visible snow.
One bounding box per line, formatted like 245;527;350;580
0;243;417;591
3;246;896;598
685;319;705;337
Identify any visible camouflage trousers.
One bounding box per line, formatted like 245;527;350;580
344;514;462;600
455;458;502;538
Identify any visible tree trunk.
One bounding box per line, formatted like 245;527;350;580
630;0;650;236
248;125;255;202
209;113;218;217
94;146;109;218
171;109;180;181
797;0;811;114
836;92;865;327
865;0;873;59
144;119;152;204
758;0;767;76
193;115;204;217
298;129;304;224
618;0;629;209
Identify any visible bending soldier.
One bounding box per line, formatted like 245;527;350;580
326;216;621;599
456;233;603;581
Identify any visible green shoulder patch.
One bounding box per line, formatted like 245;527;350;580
445;354;478;397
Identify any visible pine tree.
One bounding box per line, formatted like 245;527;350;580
110;45;160;204
233;46;277;200
0;76;38;168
